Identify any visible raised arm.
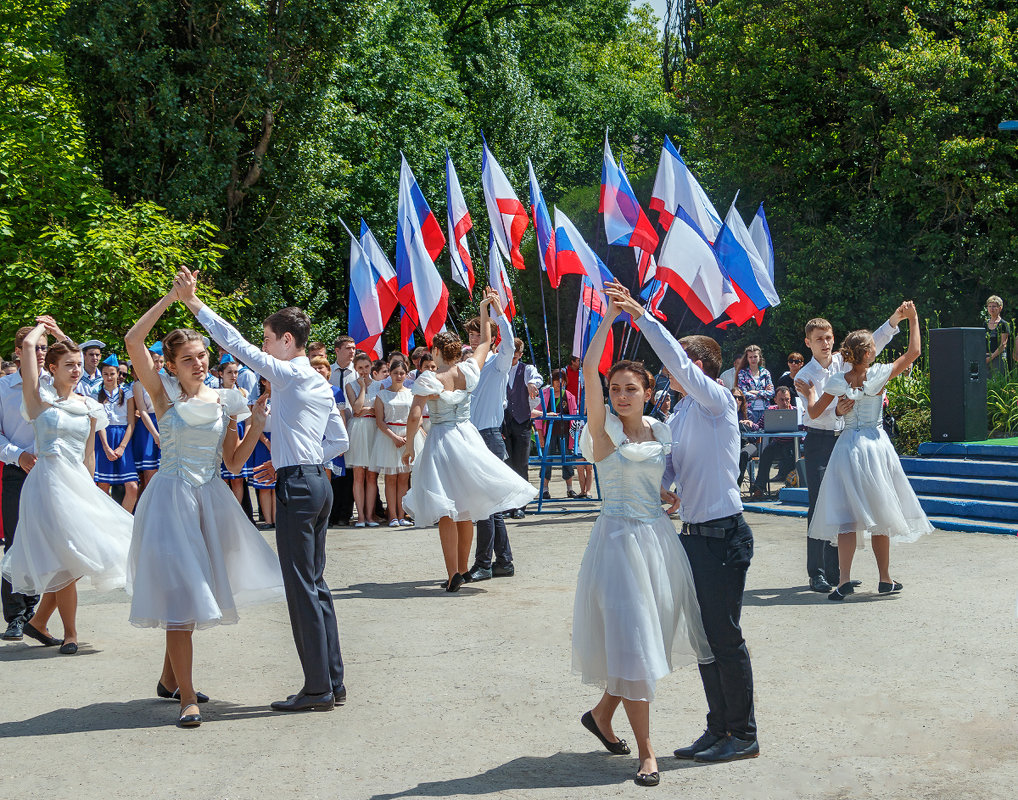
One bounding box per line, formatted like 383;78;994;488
19;323;50;422
582;295;620;462
125;289;177;417
469;290;500;369
889;301;920;379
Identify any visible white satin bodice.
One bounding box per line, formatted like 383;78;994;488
27;386;107;464
825;362;893;431
411;361;479;427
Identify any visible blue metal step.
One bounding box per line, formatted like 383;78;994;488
743;504;1017;535
775;486;1018;522
918;442;1018;460
906;476;1018;502
901;457;1018;481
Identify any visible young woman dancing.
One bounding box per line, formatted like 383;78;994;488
0;319;134;655
402;291;536;591
124;289;284;728
570;295;712;787
803;301;932;600
372;358;422;527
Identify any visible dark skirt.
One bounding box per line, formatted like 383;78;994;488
94;425;139;484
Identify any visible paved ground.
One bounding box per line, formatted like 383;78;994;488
1;494;1017;800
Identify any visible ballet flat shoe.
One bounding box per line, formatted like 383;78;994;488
580;710;630;755
58;642;78;655
634;772;660;787
157;682;210;704
177;706;202;728
23;622;62;647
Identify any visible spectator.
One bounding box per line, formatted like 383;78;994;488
733;389;759;488
985;295;1009;373
749;386;798;499
775;352;805;402
535;369;578;499
737;345;774;425
719;350;746;392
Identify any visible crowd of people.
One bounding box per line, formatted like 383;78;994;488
0;269;937;788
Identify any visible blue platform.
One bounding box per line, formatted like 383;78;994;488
744;440;1018;535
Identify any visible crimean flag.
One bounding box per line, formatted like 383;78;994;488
748;202;776;295
359;219;400;327
341;218;386;360
445;150;474;296
572;277;614;376
487;229;516;320
528;159;559;288
649;136;723;240
481;135;529;270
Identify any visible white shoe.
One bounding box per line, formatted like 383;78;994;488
389;519;401;528
354;522;366;528
400;519;414;527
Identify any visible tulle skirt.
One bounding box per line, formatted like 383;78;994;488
0;454;134;594
94;425;138;484
372;424;424;475
808;426;934;546
403;420;537;525
126;471;284;630
132;413;160;471
346;416;379;470
572;512;714;702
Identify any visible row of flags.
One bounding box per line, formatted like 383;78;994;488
346;132;780;371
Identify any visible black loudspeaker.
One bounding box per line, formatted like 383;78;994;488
929;328;987;443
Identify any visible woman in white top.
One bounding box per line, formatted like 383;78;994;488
372;358;422;527
94;359;139;512
345;353;381;527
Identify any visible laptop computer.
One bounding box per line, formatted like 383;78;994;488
763;408;798;433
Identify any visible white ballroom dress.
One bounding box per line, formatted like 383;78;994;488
402;360;537;525
571;410;713;702
126;375;284;630
1;386;134;594
808;362;933;545
371;387;424;474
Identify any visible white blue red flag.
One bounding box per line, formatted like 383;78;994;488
359;219;400;327
572;277;614;376
640;279;669;322
600;133;658;255
650;136;723;240
656;206;737;325
342;220;386;360
716;198;778;327
553;207;615;294
481;136;529;270
487;229;516;320
528;159;559;288
749;203;775;289
396;154;449;346
445;150;474;296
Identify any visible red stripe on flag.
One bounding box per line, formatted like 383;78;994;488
420;214;445;262
648;197;674;232
656;273;716;325
497;198;529;270
422;283;449;346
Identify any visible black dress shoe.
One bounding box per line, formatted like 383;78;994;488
492;563;515;578
693;735;759;762
23;622;62;646
157;682;210;704
580;710;630;755
808;576;833;593
542;490;551;500
567;489;578;498
634;772;660;787
1;618;25;641
673;730;725;759
334;687;347;706
445;573;465;593
270;691;335;712
177;705;202;728
58;641;78;655
466;564;492;582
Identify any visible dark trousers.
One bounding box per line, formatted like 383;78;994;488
502;416;532;485
680;515;756;741
275;464;344;695
803;429;842;583
474;427;512;568
329;471;354;525
751;440;795;492
2;465;38;623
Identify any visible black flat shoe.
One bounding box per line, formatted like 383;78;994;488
23;622;62;647
580;710;630;755
157;682;210;703
878;580;903;594
828;583;856;602
58;641;78;655
445;573;465;593
177;704;202;728
634;772;660;787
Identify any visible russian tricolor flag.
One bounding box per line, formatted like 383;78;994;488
482;135;529;270
359;219;400;326
650;136;723;240
600;133;659;255
713;198;779;327
343;220;386;360
445;151;474;296
396;154;448;346
528;159;559;289
553;207;615;295
572;277;614;376
749;203;776;294
640;279;668;322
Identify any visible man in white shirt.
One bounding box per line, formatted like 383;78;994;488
1;320;67;640
328;336;357;525
74;339;105;398
502;338;543;519
464;309;515;582
330;336;356;389
794;308;904;592
177;267;349;713
609;282;758;765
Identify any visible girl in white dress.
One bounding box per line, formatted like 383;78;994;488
94;360;140;511
125;289;283;728
345;354;381;527
571;297;712;788
804;301;931;601
0;320;135;655
372;358;423;527
402;291;537;591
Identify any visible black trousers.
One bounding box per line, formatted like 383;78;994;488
803;429;842;583
680;515;756;741
502;416;532;486
751;440;796;492
2;465;39;623
474;428;512;568
275;465;344;695
329;470;354;525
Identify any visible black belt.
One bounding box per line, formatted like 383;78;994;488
804;428;840;438
681;513;743;538
276;464;327;479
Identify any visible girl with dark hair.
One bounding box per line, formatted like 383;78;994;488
94;359;140;511
736;345;774;425
248;377;275;526
804;302;932;601
571;298;712;788
345;353;381;527
402;291;536;591
372;358;421;527
1;320;134;655
124;288;282;728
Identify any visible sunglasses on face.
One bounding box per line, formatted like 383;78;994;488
788;359;803;364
